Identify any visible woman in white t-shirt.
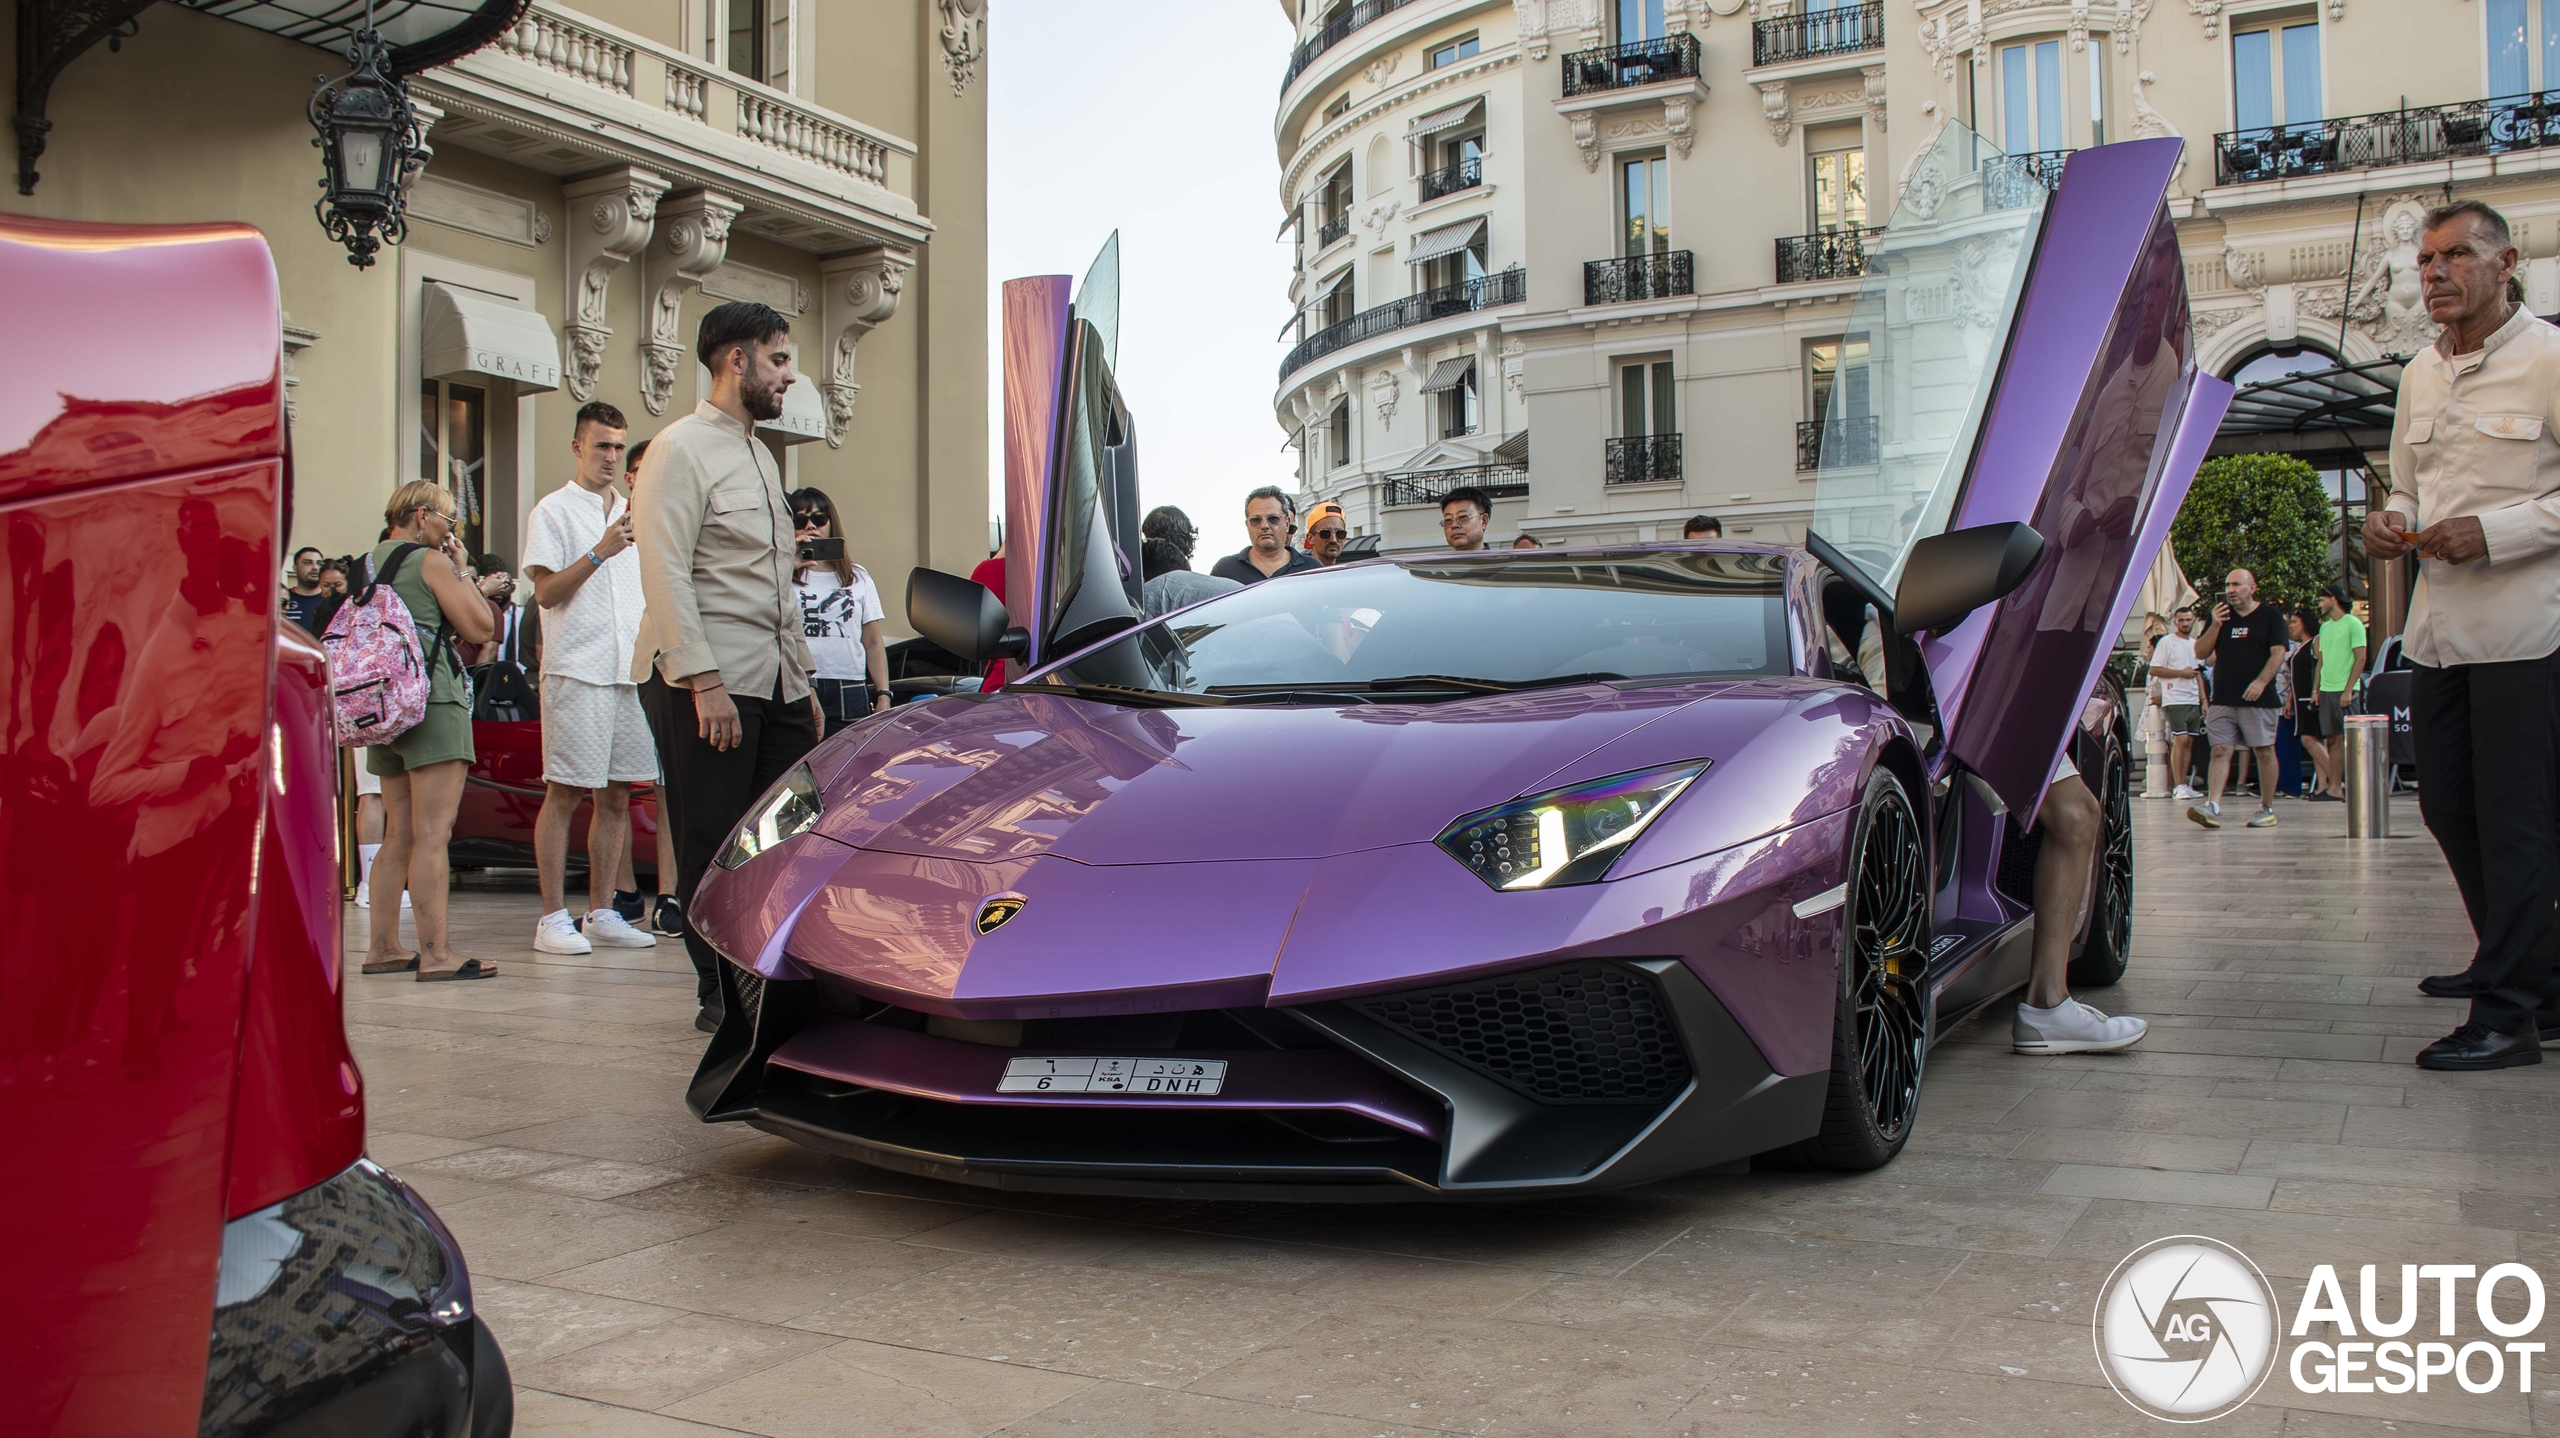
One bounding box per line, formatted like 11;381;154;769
789;488;890;735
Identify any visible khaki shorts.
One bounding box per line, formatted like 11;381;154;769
367;700;475;776
2205;704;2280;749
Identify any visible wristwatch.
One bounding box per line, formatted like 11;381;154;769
586;549;605;567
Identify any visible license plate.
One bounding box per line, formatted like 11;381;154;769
996;1057;1228;1096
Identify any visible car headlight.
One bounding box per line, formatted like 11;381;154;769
1436;761;1707;891
716;763;824;870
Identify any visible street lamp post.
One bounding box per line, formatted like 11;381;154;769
307;9;424;269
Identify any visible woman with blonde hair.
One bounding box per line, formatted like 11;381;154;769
360;481;497;980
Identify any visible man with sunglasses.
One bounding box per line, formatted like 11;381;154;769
1439;486;1492;552
1210;486;1322;586
1302;501;1349;565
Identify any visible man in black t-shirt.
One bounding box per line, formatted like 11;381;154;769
2187;569;2289;829
280;546;330;636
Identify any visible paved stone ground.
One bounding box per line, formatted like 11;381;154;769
349;793;2560;1437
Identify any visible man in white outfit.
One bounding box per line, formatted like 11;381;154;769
520;401;659;954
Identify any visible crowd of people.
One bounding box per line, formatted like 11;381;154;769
2142;570;2370;829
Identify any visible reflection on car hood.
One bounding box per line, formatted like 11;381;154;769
810;682;1739;865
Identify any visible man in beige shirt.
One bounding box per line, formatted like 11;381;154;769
2364;200;2560;1071
633;300;824;1031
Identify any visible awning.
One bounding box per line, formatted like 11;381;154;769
1407;97;1484;140
1420;356;1476;394
1276;206;1302;242
760;370;829;446
1491;430;1529;464
422;282;562;393
1407;216;1485;266
172;0;522;72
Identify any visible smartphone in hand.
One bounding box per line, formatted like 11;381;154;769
798;537;846;562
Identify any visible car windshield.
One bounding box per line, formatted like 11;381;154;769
1042;551;1791;700
1806;120;2050;591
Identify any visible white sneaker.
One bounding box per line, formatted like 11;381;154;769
2172;785;2199;800
2013;997;2148;1054
581;909;658;948
534;909;592;955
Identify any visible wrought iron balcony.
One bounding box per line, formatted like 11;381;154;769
1418;157;1484;202
1752;2;1881;66
1281;266;1526;381
1561;34;1704;97
2213;93;2560;185
1318;215;1349;248
1796;414;1880;472
1585;251;1695;304
1773;228;1881;284
1981;149;2069;209
1382;462;1529;508
1283;0;1416;94
1604;434;1682;485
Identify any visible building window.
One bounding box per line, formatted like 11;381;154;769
420;377;489;558
2088;42;2108;146
2489;0;2560;93
1427;237;1489;292
1429;33;1480;69
1807;127;1866;233
1620;153;1669;256
1618;0;1664;43
1805;338;1870;423
719;0;792;90
1431;359;1480;438
1319;162;1354;235
2234;18;2321;129
1319;267;1355;326
1327;400;1352;469
1324;91;1351;120
1619;358;1675;437
1999;38;2064;151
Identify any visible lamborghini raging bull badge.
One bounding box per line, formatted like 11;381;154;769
975;895;1026;935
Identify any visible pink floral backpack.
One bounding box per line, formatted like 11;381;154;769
320;543;441;747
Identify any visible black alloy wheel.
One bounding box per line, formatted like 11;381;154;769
2069;731;2134;988
1780;767;1931;1170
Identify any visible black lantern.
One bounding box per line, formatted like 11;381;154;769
308;12;423;269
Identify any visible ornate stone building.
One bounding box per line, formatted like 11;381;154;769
1278;0;2535;549
7;0;988;586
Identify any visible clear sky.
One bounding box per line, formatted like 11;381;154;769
985;0;1301;563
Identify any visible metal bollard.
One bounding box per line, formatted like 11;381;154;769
2342;714;2393;839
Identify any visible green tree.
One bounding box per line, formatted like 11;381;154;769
2168;453;2336;612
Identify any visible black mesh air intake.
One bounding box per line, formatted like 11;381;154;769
1350;960;1691;1104
1995;819;2042;906
732;966;766;1030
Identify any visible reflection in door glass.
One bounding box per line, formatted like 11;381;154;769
1806;121;2048;589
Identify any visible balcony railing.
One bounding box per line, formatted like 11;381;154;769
1752;2;1881;66
1797;414;1880;471
2213;92;2560;185
1981;149;2069;209
1318;215;1349;248
1585;250;1695;304
1282;0;1416;94
1383;462;1529;508
1418;157;1484;202
1604;434;1682;485
1282;266;1526;381
1774;227;1881;284
1562;34;1703;97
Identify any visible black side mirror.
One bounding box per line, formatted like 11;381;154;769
1892;522;2047;636
908;567;1027;668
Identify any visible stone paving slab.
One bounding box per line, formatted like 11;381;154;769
344;795;2560;1435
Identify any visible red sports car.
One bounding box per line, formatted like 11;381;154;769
0;215;511;1436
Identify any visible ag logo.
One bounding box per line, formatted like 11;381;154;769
2095;1236;2281;1422
974;894;1026;935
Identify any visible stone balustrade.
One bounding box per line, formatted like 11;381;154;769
494;9;635;96
736;93;889;186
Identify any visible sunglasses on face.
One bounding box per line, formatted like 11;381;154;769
793;512;828;529
1309;527;1346;540
1246;514;1290;527
1440;513;1481;527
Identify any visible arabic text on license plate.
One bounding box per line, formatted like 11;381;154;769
996;1057;1228;1096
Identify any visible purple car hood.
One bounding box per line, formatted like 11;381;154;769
810;681;1739;866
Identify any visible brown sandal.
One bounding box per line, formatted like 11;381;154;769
416;959;498;982
361;953;419;975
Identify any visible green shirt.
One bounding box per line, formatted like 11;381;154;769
371;539;468;707
2317;612;2367;693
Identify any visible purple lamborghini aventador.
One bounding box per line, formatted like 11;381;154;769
681;132;2233;1198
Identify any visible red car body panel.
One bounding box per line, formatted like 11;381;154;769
452;708;661;873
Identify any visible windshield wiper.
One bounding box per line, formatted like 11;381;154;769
1364;672;1629;693
1006;680;1228;708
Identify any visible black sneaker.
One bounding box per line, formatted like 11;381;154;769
654;894;688;937
612;888;646;924
2415;1020;2543;1071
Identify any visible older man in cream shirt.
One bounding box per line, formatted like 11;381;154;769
632;300;823;1033
2366;200;2560;1071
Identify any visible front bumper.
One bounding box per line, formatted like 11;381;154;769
200;1159;510;1438
688;953;1824;1201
